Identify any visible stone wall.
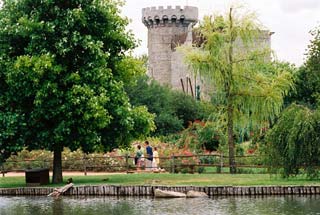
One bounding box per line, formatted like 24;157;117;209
142;6;273;99
171;50;195;94
142;6;198;86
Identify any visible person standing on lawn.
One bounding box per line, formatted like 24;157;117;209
135;144;143;171
153;147;160;170
145;141;153;171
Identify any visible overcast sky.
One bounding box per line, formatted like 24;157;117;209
121;0;320;66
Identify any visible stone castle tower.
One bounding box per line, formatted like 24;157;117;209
142;6;199;96
142;6;272;99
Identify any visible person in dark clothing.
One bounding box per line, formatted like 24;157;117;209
135;144;143;171
145;141;153;171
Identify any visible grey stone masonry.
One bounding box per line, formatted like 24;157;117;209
142;5;272;100
142;6;198;27
142;6;198;86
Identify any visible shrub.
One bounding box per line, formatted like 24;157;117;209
125;75;214;136
3;148;127;172
266;104;320;178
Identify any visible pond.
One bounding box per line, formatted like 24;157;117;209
0;195;320;215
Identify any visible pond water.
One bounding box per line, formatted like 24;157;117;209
0;195;320;215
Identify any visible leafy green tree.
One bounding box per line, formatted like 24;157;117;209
0;0;155;183
267;25;320;178
181;6;294;173
285;66;316;107
197;122;223;152
304;26;320;103
286;26;320;108
0;113;25;165
126;75;214;136
265;104;320;178
172;92;212;128
126;75;183;135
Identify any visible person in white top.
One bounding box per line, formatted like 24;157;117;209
153;147;160;170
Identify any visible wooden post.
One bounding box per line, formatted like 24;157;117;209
219;153;223;173
83;154;87;176
180;78;185;93
188;77;194;98
171;155;175;174
125;154;129;173
186;77;188;94
43;159;47;169
1;163;4;177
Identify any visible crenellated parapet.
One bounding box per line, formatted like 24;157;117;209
142;5;199;88
142;6;198;27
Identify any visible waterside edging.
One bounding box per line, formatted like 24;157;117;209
1;185;320;196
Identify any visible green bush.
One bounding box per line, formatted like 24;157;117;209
199;156;217;165
266;104;320;178
197;125;221;152
196;166;206;174
125;75;214;136
3;148;127;172
155;113;184;135
159;133;182;145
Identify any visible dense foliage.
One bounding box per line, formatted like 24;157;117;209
286;26;320;108
0;0;155;183
125;75;214;136
285;66;318;107
266;25;320;178
265;104;320;178
180;6;294;173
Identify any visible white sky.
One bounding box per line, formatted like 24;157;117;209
121;0;320;66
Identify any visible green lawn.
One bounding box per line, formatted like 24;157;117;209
1;173;320;188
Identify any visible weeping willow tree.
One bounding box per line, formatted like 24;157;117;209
266;104;320;178
180;6;294;173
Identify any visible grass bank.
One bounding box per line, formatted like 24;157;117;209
1;173;320;188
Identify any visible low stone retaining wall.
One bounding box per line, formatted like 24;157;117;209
1;185;320;196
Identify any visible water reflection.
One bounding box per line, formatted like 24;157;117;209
0;195;320;215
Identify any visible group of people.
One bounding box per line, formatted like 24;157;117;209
134;141;159;171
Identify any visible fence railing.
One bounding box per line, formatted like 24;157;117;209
0;153;267;177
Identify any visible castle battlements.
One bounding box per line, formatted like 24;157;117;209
142;5;272;99
142;6;198;27
141;5;199;88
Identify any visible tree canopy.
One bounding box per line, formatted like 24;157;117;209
125;75;213;136
265;104;320;178
0;0;155;183
286;26;320;108
266;25;320;178
180;6;294;173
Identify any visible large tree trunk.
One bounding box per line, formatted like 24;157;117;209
52;147;63;184
227;7;236;174
227;103;236;174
